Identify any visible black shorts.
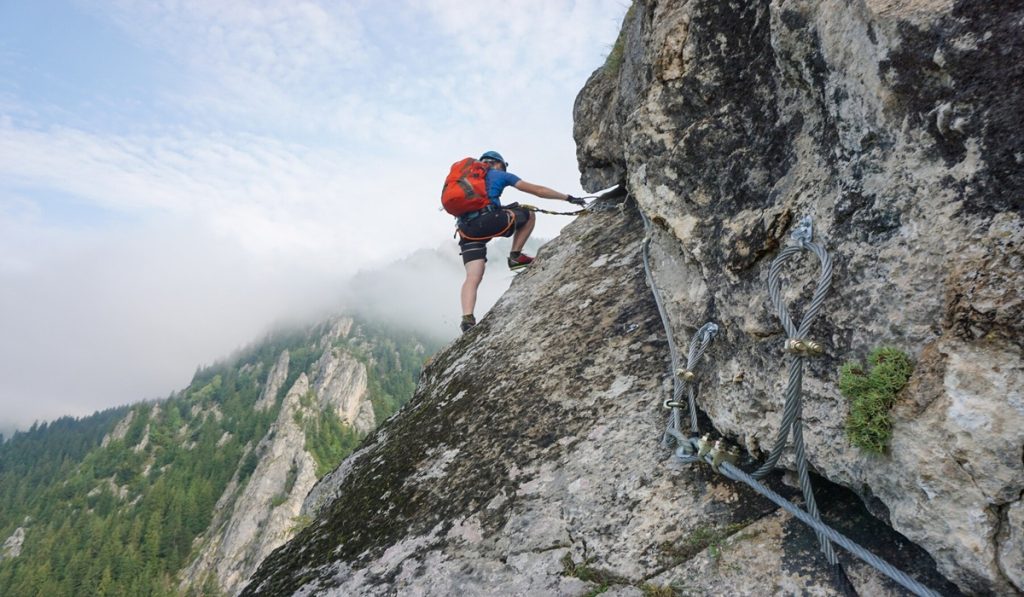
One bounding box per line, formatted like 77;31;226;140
458;207;531;264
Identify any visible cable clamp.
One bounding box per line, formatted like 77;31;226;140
697;434;713;457
663;399;684;409
784;338;824;357
675;369;696;382
710;441;741;472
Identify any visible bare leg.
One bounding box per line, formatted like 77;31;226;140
511;211;535;253
461;259;486;316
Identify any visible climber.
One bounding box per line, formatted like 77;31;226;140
451;150;583;333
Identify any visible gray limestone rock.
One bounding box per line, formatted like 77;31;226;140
572;1;1023;593
183;318;379;595
100;410;134;448
183;375;321;595
311;346;372;433
255;351;290;412
0;527;25;561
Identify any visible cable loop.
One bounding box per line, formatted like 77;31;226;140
638;198;719;444
752;218;833;479
642;209;937;596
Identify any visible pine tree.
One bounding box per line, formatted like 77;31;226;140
95;566;114;597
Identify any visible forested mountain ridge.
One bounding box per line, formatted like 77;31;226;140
0;315;439;596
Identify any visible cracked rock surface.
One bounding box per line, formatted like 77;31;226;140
574;0;1023;593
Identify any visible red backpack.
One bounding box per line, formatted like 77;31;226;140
441;158;492;216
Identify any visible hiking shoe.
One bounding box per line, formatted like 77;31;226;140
460;315;476;333
508;253;534;270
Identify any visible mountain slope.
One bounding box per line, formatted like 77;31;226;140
0;316;438;596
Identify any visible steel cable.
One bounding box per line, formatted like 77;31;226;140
638;207;718;448
634;204;937;596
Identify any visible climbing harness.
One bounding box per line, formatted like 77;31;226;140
456;214;516;241
456;197;604;241
636;203;940;597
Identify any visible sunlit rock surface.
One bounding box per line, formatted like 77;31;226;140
243;204;957;596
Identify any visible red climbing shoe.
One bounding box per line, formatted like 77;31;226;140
508;253;534;271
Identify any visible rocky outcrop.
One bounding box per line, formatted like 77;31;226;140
572;0;1023;593
1;527;25;561
182;375;321;594
254;351;290;412
243;1;1020;595
100;410;134;448
312;346;374;435
319;318;355;349
182;317;384;595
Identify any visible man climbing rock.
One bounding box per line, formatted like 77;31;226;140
451;151;583;333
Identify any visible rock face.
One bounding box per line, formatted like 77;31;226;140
312;344;375;435
254;352;290;412
1;527;25;561
100;410;134;448
572;0;1023;593
243;1;1021;595
182;374;322;594
182;317;381;595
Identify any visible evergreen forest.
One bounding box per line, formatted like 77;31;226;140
0;317;439;596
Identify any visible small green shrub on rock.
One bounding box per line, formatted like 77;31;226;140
839;347;913;455
603;3;635;75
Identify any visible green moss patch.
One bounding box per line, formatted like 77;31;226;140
658;521;751;570
839;347;913;455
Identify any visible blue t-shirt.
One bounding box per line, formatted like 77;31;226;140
485;170;521;208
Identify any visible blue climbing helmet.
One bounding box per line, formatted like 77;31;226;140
479;150;508;168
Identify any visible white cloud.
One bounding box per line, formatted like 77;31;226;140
0;124;464;265
0;0;629;429
98;0;370;79
0;217;352;426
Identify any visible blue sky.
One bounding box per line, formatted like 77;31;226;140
0;0;629;428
